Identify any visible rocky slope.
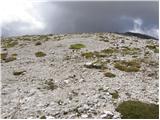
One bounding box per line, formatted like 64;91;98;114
0;32;159;119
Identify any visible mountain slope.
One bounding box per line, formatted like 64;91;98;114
1;32;159;119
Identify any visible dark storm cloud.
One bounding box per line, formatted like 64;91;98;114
2;1;159;38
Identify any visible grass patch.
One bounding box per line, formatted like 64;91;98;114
12;53;17;57
114;59;141;72
0;53;8;60
116;100;159;119
40;115;46;119
5;56;16;62
4;41;18;48
81;52;94;59
99;36;109;42
82;48;118;59
85;60;107;69
121;46;140;55
101;48;118;55
69;43;86;49
110;90;119;99
104;72;116;78
35;51;46;57
13;70;26;76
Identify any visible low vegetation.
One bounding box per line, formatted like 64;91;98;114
5;56;17;62
35;51;46;57
35;41;42;46
82;47;118;59
99;35;109;42
69;43;86;49
116;100;159;119
121;46;140;55
146;44;159;53
104;72;116;78
3;41;18;48
85;60;107;69
81;52;95;59
0;53;8;60
110;90;119;99
44;79;58;90
101;48;118;55
12;53;17;57
114;59;141;72
13;70;26;76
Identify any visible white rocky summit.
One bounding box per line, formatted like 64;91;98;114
0;32;159;119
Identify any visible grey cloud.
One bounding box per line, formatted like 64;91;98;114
2;1;159;38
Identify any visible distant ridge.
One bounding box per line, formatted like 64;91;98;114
122;32;158;40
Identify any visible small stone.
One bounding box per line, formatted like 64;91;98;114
46;116;55;119
79;78;85;82
83;104;90;110
106;92;110;95
85;62;92;66
81;114;88;118
64;80;69;84
100;114;107;119
100;111;113;119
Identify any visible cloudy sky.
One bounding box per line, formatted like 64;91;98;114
0;0;159;38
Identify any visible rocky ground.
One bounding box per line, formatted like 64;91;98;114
0;32;159;119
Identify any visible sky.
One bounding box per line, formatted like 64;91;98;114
0;0;159;38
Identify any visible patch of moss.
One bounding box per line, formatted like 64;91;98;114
104;72;116;78
69;43;86;49
35;51;46;57
116;100;159;119
13;70;26;76
110;90;119;99
114;59;141;72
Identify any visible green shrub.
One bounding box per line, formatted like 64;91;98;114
114;59;141;72
35;51;46;57
116;100;159;119
69;43;86;49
